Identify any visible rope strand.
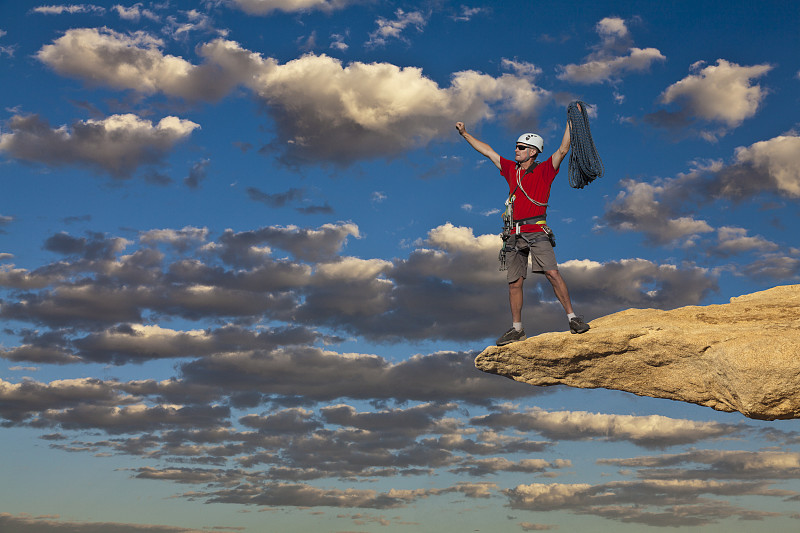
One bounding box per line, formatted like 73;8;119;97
567;101;604;189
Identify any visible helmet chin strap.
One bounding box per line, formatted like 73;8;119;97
516;148;537;167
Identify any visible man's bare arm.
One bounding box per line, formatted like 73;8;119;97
550;103;581;171
455;122;501;170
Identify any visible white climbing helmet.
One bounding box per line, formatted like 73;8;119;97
516;133;544;153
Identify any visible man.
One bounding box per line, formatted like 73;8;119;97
455;109;590;346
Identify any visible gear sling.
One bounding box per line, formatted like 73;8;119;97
498;163;555;271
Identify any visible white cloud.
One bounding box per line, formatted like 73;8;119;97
424;223;498;257
37;28;180;92
209;222;361;267
113;3;159;21
176;348;540;406
504;478;786;526
559;48;666;84
329;32;348;51
506;482;592;509
740;253;800;279
36;29;549;164
36;28;252;101
473;408;739;448
0;513;207;533
713;226;778;256
0;113;199;177
75;324;215;362
246;53;549;164
603;178;714;245
596;16;628;39
452;6;488;22
604;132;800;239
0;263;62;289
600;133;800;280
366;9;427;47
600;449;800;479
452;457;568;476
164;9;221;40
0;377;130;422
501;59;542;79
660;59;772;128
228;0;359;15
140;226;210;249
313;257;392;283
32;4;106;15
406;223;506;286
731;133;800;197
557;17;665;84
519;522;558;531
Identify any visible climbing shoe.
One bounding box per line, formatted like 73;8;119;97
496;327;525;346
569;316;590;334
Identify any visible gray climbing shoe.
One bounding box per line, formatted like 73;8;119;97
496;327;525;346
569;316;590;334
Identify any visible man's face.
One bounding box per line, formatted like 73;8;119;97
515;144;537;162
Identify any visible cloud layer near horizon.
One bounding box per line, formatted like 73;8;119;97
0;222;719;351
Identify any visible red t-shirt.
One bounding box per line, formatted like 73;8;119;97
500;156;557;234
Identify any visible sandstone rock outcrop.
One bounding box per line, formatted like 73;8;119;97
475;285;800;420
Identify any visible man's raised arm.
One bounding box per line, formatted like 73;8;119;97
455;122;501;170
550;102;581;171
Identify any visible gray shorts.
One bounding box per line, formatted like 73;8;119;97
506;233;558;282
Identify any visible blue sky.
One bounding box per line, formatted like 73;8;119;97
1;1;799;532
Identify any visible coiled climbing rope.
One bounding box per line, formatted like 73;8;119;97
567;101;604;189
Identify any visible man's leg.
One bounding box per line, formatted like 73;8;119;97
509;276;524;323
496;239;529;346
544;269;589;333
543;269;573;314
496;275;527;346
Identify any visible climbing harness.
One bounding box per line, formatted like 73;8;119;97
515;217;555;248
567;100;604;189
498;163;555;271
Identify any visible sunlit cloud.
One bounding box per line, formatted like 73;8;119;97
32;4;106;15
113;3;160;22
366;9;427;47
34;29;551;165
646;59;773;140
659;60;772;129
227;0;360;15
471;407;742;449
503;478;784;526
0;113;199;178
557;17;666;84
602;132;800;260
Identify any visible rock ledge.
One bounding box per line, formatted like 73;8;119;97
475;285;800;420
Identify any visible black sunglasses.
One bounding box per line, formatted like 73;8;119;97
515;145;529;151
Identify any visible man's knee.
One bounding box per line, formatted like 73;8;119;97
544;269;561;281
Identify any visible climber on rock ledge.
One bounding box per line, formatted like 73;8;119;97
455;105;589;346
